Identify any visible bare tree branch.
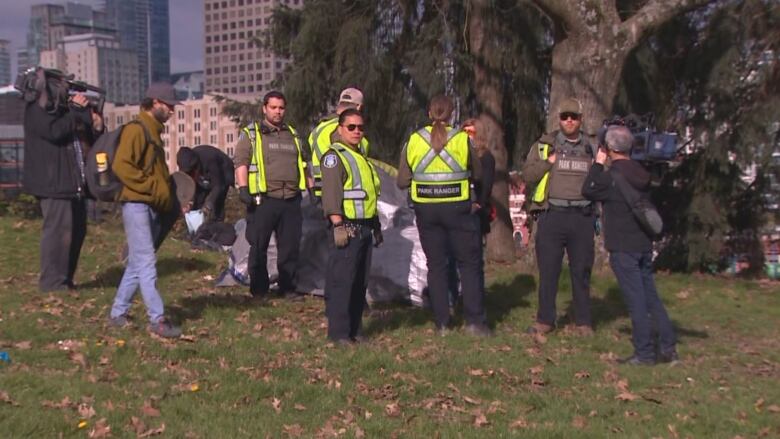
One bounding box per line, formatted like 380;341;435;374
527;0;585;37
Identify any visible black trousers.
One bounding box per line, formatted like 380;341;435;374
415;201;484;328
211;187;229;223
324;223;373;341
246;194;302;295
38;197;87;292
534;208;595;327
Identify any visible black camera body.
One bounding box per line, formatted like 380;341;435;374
14;67;106;114
598;114;678;163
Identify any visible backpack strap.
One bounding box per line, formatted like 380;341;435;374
125;120;159;175
610;167;641;206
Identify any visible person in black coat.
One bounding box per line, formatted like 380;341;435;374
581;125;678;366
23;70;104;292
176;145;235;223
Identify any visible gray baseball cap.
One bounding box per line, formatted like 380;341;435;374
144;82;181;107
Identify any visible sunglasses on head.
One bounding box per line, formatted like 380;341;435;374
560;112;581;121
342;124;364;132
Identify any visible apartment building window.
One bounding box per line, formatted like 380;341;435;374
210;121;217;130
194;136;201;144
164;125;170;133
194;109;201;118
178;137;185;146
178;124;185;133
210;108;217;117
164;138;169;147
194;122;201;132
210;135;217;144
165;151;169;161
226;133;234;143
116;115;123;125
227;146;235;157
177;110;184;119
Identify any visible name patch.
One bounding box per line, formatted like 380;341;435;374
416;183;462;198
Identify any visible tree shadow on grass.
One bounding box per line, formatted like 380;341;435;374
362;273;535;336
79;256;212;289
170;289;255;323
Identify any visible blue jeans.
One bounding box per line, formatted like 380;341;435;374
609;252;676;360
111;202;174;323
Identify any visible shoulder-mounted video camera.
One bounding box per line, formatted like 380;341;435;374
597;114;679;163
14;67;106;115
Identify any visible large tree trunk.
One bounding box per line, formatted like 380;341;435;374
547;37;626;138
469;0;515;262
535;0;715;137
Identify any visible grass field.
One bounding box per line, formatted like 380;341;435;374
1;213;779;438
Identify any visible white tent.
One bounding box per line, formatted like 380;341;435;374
216;163;428;306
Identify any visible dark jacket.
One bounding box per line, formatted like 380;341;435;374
581;159;653;253
189;144;235;211
476;150;495;235
22;103;93;199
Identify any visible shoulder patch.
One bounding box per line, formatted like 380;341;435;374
322;154;338;169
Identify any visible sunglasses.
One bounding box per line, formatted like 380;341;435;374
560;112;581;121
342;124;364;132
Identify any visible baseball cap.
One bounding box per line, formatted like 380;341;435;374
605;126;634;153
145;82;181;107
338;87;364;106
558;97;582;115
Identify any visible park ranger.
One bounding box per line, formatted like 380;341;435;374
320;109;382;345
234;91;311;302
521;97;596;336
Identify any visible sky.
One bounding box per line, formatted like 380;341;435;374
0;0;205;78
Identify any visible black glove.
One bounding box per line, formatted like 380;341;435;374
238;186;254;206
333;223;349;248
372;228;383;248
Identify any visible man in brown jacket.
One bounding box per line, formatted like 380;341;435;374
108;83;182;338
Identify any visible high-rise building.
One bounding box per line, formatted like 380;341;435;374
0;40;11;85
16;49;30;76
56;33;140;104
203;0;302;98
26;2;114;68
103;0;171;96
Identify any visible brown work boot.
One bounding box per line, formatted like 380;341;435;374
525;322;554;335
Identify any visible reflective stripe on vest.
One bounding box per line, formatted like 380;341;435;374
309;118;369;196
407;126;470;203
532;143;550;203
329;142;380;219
244;122;306;194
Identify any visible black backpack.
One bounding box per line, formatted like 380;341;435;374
610;167;663;239
85;120;154;202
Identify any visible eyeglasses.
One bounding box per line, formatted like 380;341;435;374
343;124;364;132
560;112;581;121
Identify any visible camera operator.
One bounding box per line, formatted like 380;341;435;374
581;126;678;366
22;70;104;292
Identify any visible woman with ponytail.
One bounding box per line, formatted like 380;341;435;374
397;95;491;337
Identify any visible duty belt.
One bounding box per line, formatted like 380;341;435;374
547;198;591;208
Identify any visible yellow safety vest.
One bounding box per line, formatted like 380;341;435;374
406;126;470;203
328;142;380;219
532;143;551;203
308;117;370;196
243;122;306;194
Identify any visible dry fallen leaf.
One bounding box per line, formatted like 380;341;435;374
574;370;591;380
572;416;588;428
616;392;639;402
282;424;304;437
142;400;161;417
78;402;96;419
272;397;282;414
509;417;528;429
14;341;32;350
69;351;88;368
138;423;166;438
88;418;111;438
767;404;780;413
463;396;481;405
293;404;307;411
473;412;490;427
0;391;19;406
385;402;401;417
